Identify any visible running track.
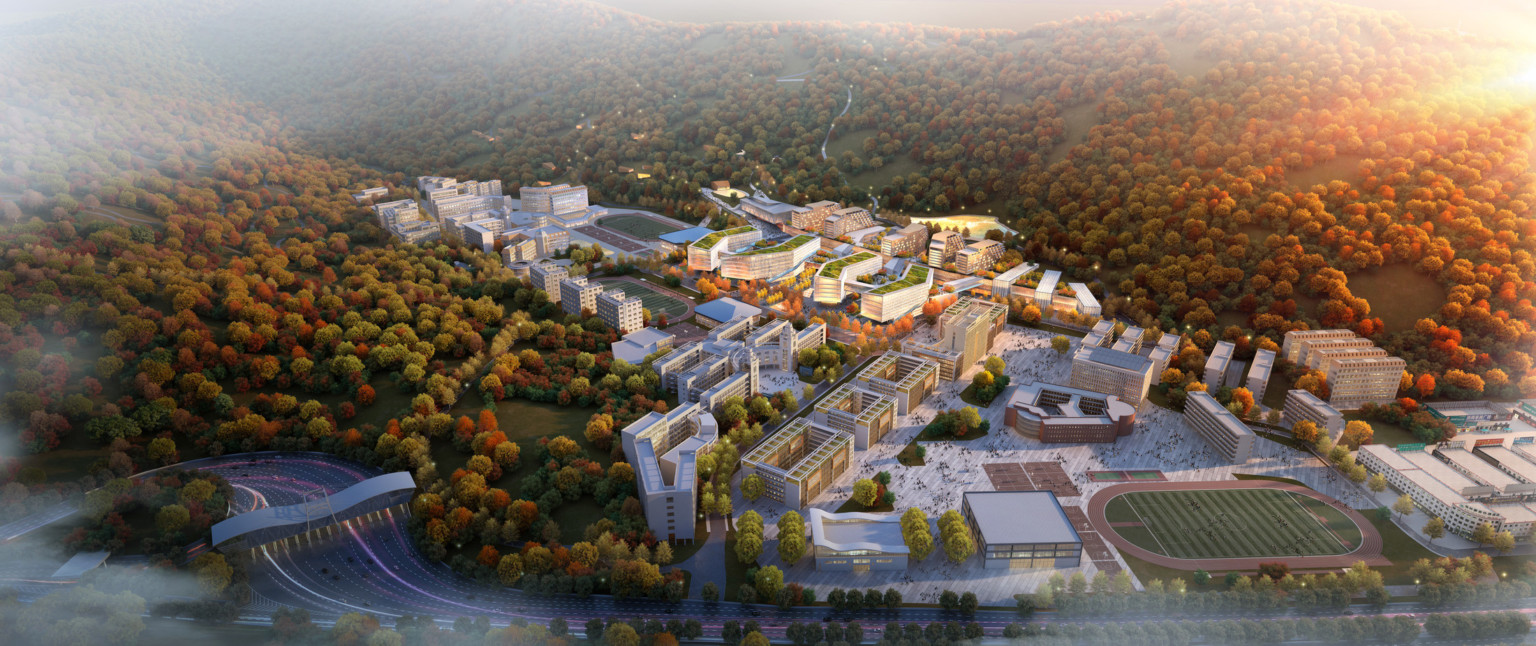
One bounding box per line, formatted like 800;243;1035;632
1086;480;1389;571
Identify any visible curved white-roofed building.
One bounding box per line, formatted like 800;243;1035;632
211;471;417;551
808;507;929;571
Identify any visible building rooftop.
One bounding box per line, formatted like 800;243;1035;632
963;491;1081;545
735;234;817;256
807;508;913;554
695;297;763;323
659;226;715;245
868;265;930;295
819;251;879;278
692;225;758;249
211;471;416;548
1437;448;1521;488
1076;346;1154;372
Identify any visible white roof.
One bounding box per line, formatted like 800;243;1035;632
807;508;915;554
1438;448;1520;488
210;471;415;547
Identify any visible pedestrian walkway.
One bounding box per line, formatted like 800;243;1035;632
675;516;729;598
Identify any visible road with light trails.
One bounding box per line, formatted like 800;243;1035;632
6;451;1536;641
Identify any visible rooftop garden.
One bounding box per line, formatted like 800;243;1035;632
735;234;816;256
868;265;930;295
691;225;757;249
818;251;878;278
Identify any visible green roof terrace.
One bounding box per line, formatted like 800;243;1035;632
691;225;758;250
735;234;817;256
868;265;930;295
818;251;879;279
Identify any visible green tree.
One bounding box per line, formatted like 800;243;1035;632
777;511;806;564
192;552;233;595
1367;473;1387;493
735;533;763;564
901;507;934;562
604;623;640;646
755;565;784;601
497;554;524;585
851;479;878;507
1051;336;1070;354
702;582;719;602
1472;521;1496;547
741;474;765;501
146;437;178;466
984;356;1005;376
1493;530;1516;554
154;504;190;534
1423;517;1446;544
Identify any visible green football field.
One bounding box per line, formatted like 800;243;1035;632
596;279;690;319
1103;489;1359;560
597;214;682;239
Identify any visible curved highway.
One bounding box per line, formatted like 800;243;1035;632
6;452;1536;639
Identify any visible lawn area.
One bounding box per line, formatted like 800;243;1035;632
635;271;703;299
595;277;691;320
1347;264;1447;334
1343;412;1419;447
723;530;756;601
598;214;682;239
896;441;926;467
834;497;894;514
550;498;608;544
1232;473;1308;488
959;383;1003;408
436;397;609;500
1107;489;1357;559
1368;513;1447;585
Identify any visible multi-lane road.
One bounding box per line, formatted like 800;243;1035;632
6;451;1536;639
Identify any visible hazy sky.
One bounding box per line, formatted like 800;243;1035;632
593;0;1535;43
2;0;1532;43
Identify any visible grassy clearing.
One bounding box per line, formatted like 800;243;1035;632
1157;34;1217;78
1347;264;1447;334
1343;412;1420;447
825;128;876;159
1286;154;1367;191
1048;103;1097;164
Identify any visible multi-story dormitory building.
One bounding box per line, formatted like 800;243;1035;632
651;316;826;412
1282;329;1406;410
620;402;718;542
372;199;442;244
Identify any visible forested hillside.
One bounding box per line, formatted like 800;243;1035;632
0;0;1532;501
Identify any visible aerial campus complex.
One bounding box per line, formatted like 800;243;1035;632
15;1;1536;640
366;172;1536;607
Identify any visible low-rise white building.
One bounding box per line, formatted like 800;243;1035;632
1183;390;1255;463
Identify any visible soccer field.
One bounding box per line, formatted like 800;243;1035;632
596;279;690;319
1103;489;1358;560
598;214;682;239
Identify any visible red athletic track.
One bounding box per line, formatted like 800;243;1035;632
1086;480;1389;571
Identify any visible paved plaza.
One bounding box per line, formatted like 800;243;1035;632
733;325;1377;604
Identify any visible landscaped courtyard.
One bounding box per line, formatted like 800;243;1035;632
1102;488;1360;559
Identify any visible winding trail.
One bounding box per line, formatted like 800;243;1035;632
819;85;854;161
